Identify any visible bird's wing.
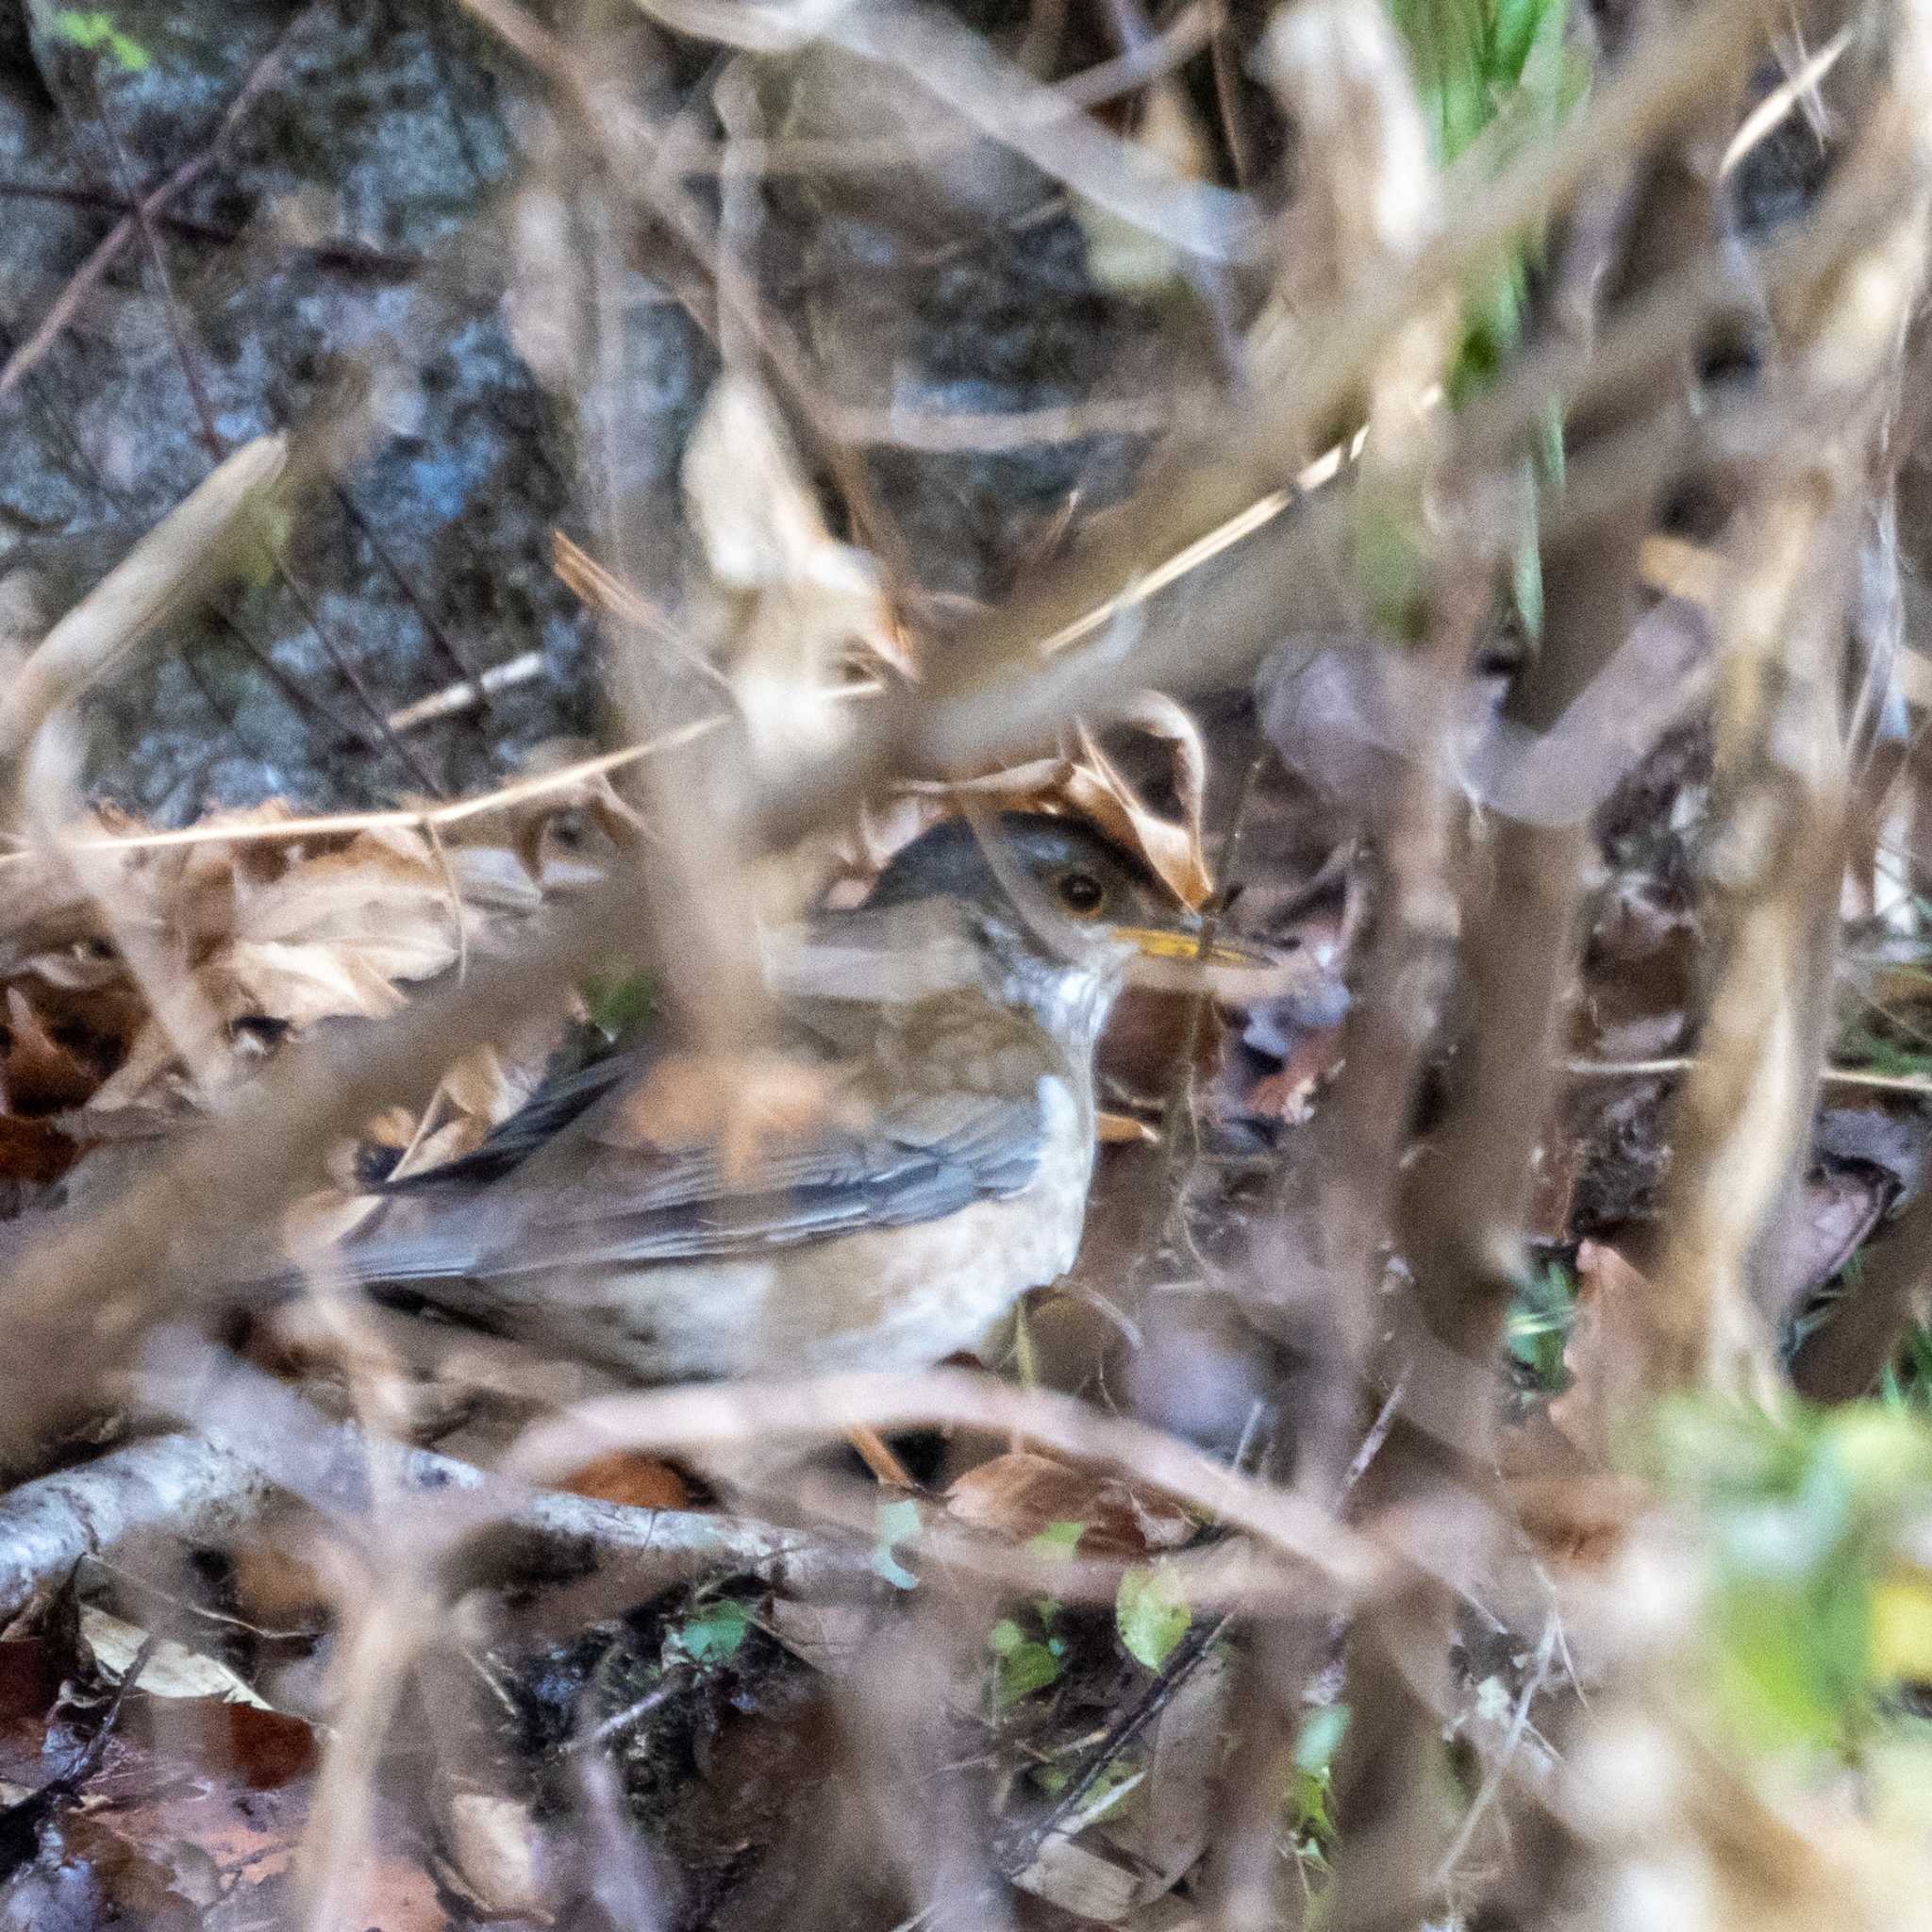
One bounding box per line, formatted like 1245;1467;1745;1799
513;1084;1050;1264
333;1079;1054;1284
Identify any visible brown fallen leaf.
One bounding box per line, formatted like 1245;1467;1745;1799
679;369;906;770
2;987;99;1112
0;1113;79;1187
558;1451;694;1511
1500;1434;1655;1571
944;1451;1195;1558
1244;1019;1347;1124
0;1637;63;1722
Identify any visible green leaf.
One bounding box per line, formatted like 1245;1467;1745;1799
993;1640;1062;1707
1651;1397;1932;1752
51;8;150;72
674;1597;749;1665
1377;0;1586;639
1287;1704;1348;1863
1506;1259;1574;1390
988;1617;1027;1657
583;965;658;1041
1027;1520;1087;1559
1116;1565;1191;1672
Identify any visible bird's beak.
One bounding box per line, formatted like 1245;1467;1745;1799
1109;924;1307;1000
1111;925;1274;969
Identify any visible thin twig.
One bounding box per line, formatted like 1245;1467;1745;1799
0;8;313;399
0;717;726;867
387;651;546;732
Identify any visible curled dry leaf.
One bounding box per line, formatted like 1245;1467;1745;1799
853;693;1215;912
0;798;568;1119
287;1010;575;1257
86;823;478;1108
679;369;907;769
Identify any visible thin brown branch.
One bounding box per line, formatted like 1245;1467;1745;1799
501;1369;1383;1592
0;8;313;399
1642;53;1928;1394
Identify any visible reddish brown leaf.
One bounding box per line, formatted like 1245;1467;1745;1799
0;1114;78;1186
558;1452;694;1511
1245;1020;1347;1123
944;1451;1194;1557
2;990;97;1112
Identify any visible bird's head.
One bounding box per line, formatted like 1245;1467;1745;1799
858;811;1257;1049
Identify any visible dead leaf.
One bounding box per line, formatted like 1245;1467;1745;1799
281;1187;388;1257
81;1607;274;1711
891;697;1215;912
1244;1020;1347;1124
0;1641;62;1723
1766;1166;1890;1329
559;1452;693;1511
1093;1648;1229;1896
1068;695;1211;908
444;1790;547;1915
1500;1441;1652;1569
219;940;408;1029
0;1115;78;1187
681;370;903;768
227;1536;333;1634
2;989;97;1112
944;1452;1195;1558
1011;1828;1146;1924
762;1600;878;1675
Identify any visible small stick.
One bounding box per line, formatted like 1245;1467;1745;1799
387;652;545;732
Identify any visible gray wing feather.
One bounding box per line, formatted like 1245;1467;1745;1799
335;1085;1050;1285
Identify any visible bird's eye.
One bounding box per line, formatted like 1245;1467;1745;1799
1056;869;1108;917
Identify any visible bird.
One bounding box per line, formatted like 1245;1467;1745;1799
290;811;1258;1383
